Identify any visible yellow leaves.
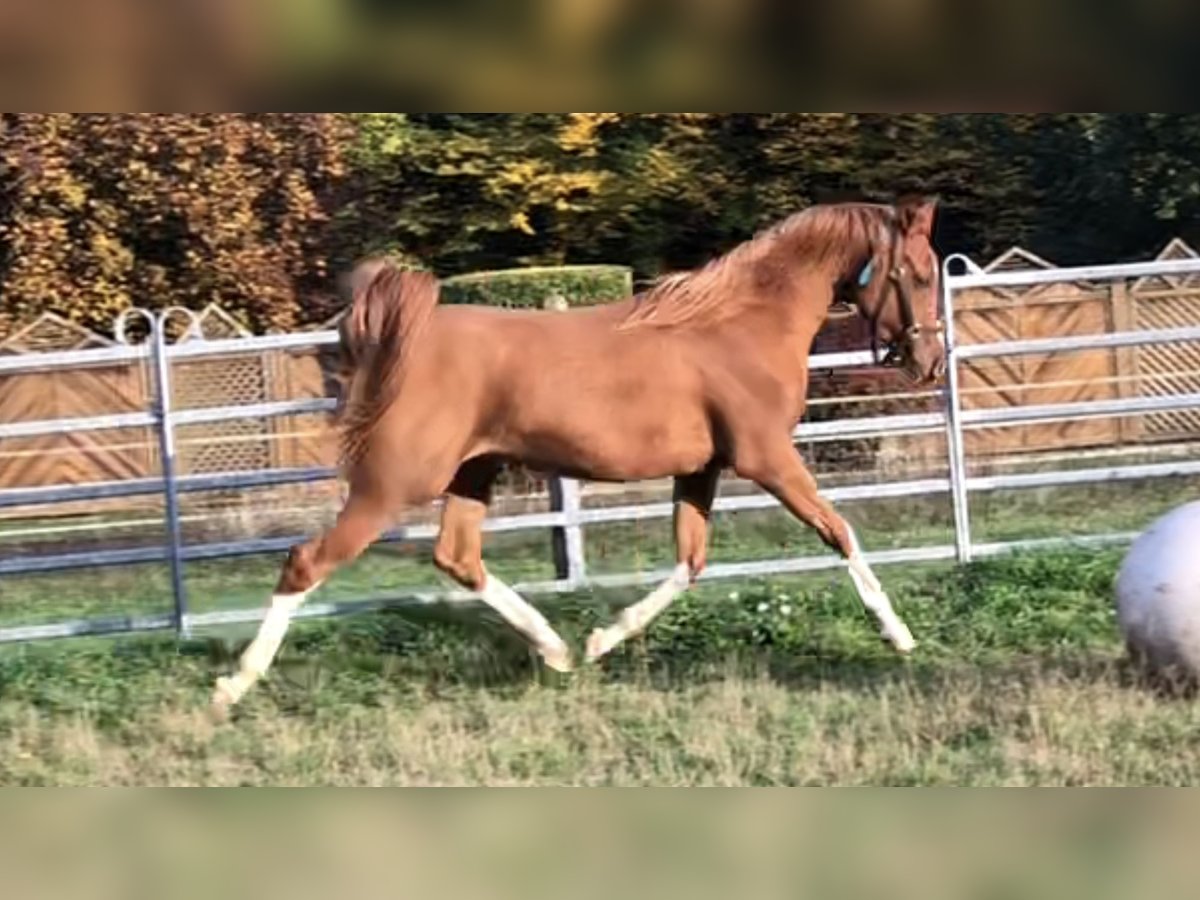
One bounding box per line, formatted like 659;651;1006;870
491;157;608;236
642;144;686;187
86;225;134;273
1;114;347;335
57;181;88;212
669;112;714;141
494;159;543;190
510;211;534;235
494;161;605;204
557;113;620;156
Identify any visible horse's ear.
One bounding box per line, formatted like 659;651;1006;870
896;195;938;237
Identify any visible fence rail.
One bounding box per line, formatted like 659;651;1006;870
3;251;1200;643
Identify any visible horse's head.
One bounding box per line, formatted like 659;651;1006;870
849;197;946;385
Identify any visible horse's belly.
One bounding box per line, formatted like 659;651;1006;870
491;331;713;480
513;414;714;482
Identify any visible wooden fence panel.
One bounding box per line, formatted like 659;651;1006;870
3;246;1199;505
0;362;155;489
270;349;338;470
953;282;1120;456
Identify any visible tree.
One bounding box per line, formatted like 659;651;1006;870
0;114;350;333
1085;114;1200;260
332;113;615;275
3;114;1192;337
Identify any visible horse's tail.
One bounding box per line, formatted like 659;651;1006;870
336;259;440;465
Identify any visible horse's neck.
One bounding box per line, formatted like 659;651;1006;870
776;265;839;337
732;269;836;382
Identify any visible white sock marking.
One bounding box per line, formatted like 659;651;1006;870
479;571;572;671
212;585;318;708
845;529;915;652
587;563;692;661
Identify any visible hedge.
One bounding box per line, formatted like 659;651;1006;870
440;265;633;310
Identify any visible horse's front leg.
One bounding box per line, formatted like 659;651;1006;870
586;465;719;662
735;440;916;653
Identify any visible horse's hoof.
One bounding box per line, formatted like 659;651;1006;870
883;625;917;654
585;627;619;662
208;698;232;725
540;642;574;674
210;676;240;717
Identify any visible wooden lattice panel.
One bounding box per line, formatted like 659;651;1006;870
193;304;253;340
1131;238;1200;294
981;247;1058;303
1133;289;1200;440
173;355;272;474
0;312;114;353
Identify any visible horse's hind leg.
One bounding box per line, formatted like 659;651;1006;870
586;464;719;661
434;461;572;672
736;441;916;653
211;493;393;711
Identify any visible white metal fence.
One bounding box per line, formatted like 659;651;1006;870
2;253;1200;643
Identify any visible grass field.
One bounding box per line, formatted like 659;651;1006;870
3;545;1200;786
1;475;1199;785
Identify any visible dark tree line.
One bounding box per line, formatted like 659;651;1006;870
2;113;1198;334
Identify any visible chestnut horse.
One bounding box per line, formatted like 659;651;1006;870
212;197;946;711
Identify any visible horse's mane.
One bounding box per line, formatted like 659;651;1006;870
620;203;893;330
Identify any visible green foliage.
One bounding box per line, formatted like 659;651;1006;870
441;264;632;309
4;113;1200;336
332;113;617;274
621;548;1121;670
1081;114;1200;258
0;113;351;334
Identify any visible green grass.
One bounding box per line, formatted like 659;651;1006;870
2;545;1198;786
1;474;1198;785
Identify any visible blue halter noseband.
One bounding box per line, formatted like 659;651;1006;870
857;259;874;288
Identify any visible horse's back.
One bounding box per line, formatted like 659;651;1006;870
414;301;717;480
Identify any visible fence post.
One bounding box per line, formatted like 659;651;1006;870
1108;279;1141;444
548;476;586;586
942;256;974;563
149;315;190;637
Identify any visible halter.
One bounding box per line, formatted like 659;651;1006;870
856;226;944;369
